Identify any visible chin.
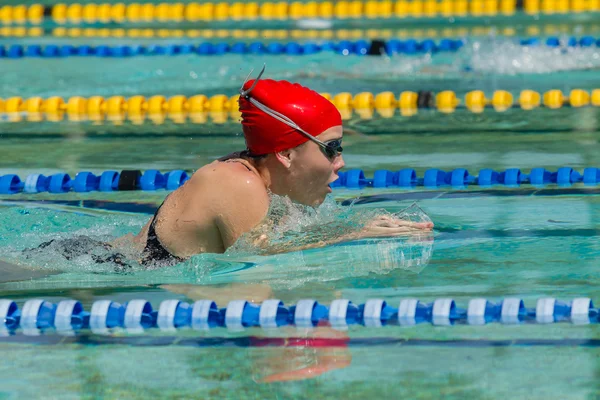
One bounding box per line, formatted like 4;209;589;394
312;194;327;207
294;191;327;208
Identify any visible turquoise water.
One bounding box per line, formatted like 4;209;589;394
2;43;600;99
2;15;600;399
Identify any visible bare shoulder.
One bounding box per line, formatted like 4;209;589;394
185;160;270;248
190;160;267;200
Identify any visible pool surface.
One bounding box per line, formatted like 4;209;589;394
2;6;600;399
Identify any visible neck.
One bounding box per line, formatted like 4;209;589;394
254;160;273;190
254;155;294;198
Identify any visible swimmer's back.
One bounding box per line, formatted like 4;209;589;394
134;158;270;258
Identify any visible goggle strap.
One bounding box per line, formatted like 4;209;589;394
239;64;266;97
239;64;332;152
247;97;323;145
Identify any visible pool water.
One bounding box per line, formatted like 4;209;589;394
2;10;600;399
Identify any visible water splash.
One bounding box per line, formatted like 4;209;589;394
226;194;431;256
0;205;144;273
467;38;600;75
0;196;433;288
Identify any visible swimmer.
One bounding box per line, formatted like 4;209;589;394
129;66;433;266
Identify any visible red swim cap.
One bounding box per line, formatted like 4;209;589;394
238;79;342;155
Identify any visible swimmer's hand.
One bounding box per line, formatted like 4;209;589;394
357;215;434;238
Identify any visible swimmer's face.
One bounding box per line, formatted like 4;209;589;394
285;126;345;207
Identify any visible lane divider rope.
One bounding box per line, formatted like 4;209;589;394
0;297;596;335
0;39;466;58
333;166;600;188
0;88;599;126
3;36;600;59
0;1;533;26
1;0;598;26
2;166;600;195
1;25;592;39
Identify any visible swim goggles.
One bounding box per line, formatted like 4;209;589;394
240;65;343;161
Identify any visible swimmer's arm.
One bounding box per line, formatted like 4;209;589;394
218;203;359;254
254;239;351;256
246;216;433;256
241;221;362;255
109;219;150;253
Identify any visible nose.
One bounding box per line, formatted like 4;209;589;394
333;155;345;172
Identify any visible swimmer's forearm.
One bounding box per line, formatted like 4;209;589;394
254;232;359;255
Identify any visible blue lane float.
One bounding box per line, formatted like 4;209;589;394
331;166;594;189
0;297;596;334
520;35;600;48
3;36;600;60
2;167;600;194
0;169;190;194
0;39;466;59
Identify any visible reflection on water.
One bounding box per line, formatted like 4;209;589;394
249;326;352;383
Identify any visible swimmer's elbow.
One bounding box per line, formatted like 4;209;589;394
216;210;267;250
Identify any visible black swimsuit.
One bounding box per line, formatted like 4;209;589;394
141;155;252;266
140;197;184;266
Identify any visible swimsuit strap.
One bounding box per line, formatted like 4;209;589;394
142;194;183;266
148;191;171;236
218;152;253;172
227;159;252;172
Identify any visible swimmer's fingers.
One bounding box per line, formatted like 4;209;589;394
372;215;414;226
364;225;431;238
389;219;433;229
372;216;434;230
369;218;399;228
392;219;433;230
410;221;434;229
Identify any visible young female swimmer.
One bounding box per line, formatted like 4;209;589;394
133;68;433;265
